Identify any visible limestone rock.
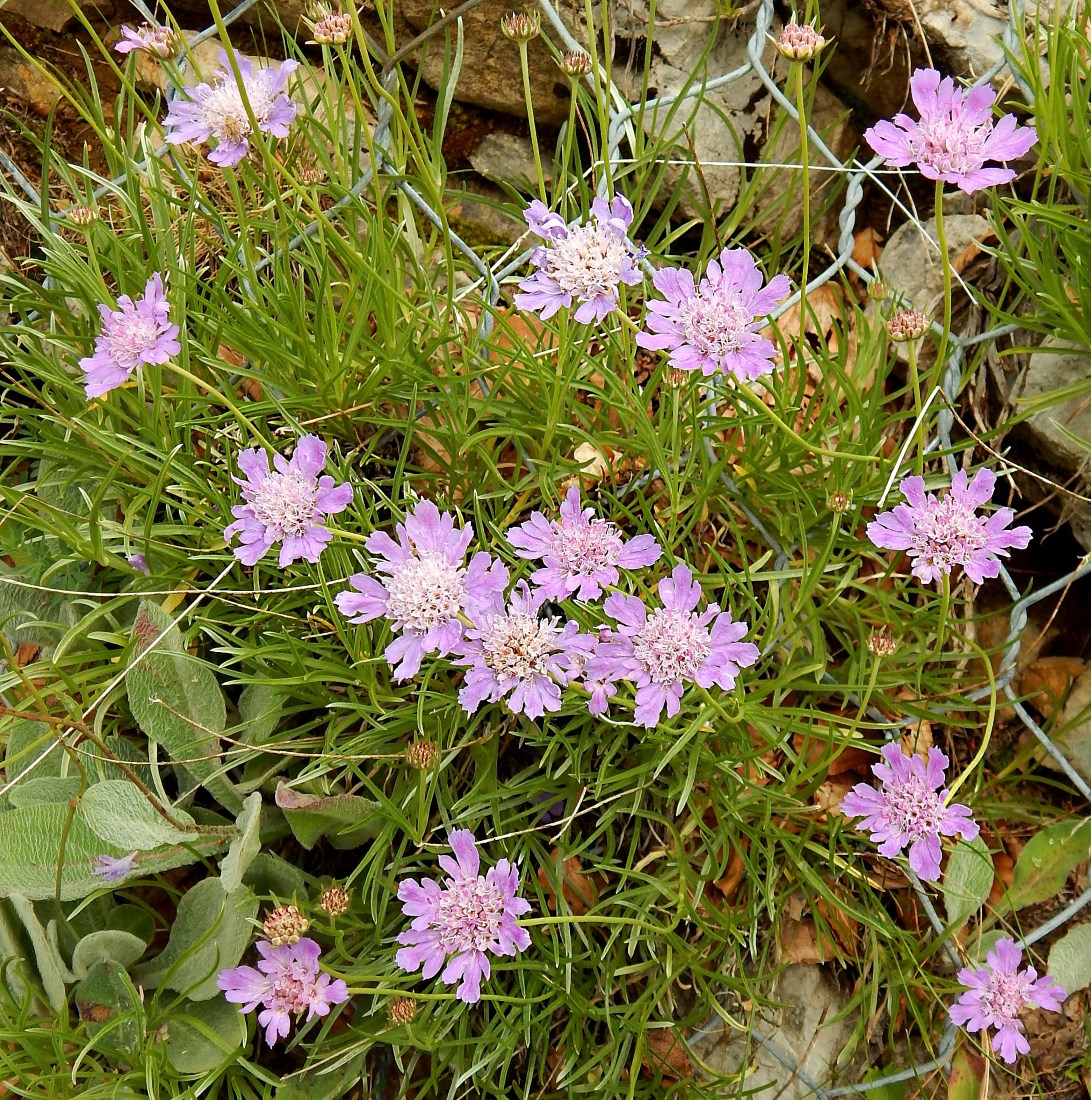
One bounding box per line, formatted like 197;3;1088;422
469;131;551;192
0;47;64;115
0;0;104;33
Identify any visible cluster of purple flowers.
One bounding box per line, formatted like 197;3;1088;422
336;488;758;728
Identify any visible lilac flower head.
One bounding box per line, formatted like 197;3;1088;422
79;272;180;399
164;49;299;168
514;196;644;324
115;22;180;57
636;247;791;381
225;434;352;568
92;852;138;881
586;563;759;728
396;829;531;1004
218;936;349;1047
840;743;978;881
864;68;1037;193
867;469;1032;585
949;937;1065;1063
335;501;508;681
505;486;662;601
456;582;592;719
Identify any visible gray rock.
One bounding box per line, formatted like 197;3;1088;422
693;964;856;1098
0;48;64;115
469;131;551;191
0;0;102;33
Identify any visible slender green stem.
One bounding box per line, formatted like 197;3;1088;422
560;77;580;186
518;42;547;202
168;363;262;439
936;571;951;651
931;179;953;396
735;381;880;464
793;62;811;356
946;630;997;802
847;657;882;743
906;337;924;475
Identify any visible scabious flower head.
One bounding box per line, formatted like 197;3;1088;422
558;49;593;78
387;996;418;1023
949;938;1065;1063
225;434;353;568
164;49;299;168
505;486;662;602
636;247;792;381
263;904;309;946
456;582;592;719
772;20;826;61
886;308;929;342
334;501;508;681
840;743;978;881
79;273;180;399
864;68;1038;193
586;563;759;728
306;2;353;44
500;10;541;40
867;468;1032;585
319;886;351;916
92;852;138;881
395;829;531;1004
514;196;644;324
115;21;180;57
218;937;349;1047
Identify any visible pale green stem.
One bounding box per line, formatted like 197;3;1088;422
906;337;924;475
946;631;996;802
931;179;953;398
518;42;547;202
935;571;951;652
793;61;811;356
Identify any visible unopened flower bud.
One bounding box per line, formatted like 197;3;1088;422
867;630;897;658
826;490;852;514
67;204;99;228
311;11;352;43
406;740;438;770
319;885;350;916
297;160;328;185
558;49;592;78
387;996;417;1024
500;10;541;41
772;21;826;62
887;309;929;343
868;278;890;302
263;904;309;946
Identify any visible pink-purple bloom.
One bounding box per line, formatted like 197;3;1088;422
456;582;592;719
395;829;531;1004
586;563;759;727
217;937;349;1046
636;247;791;381
864;68;1037;193
949;937;1065;1063
335;501;507;681
505;486;662;601
840;743;978;882
225;434;352;568
514;196;644;323
78;273;180;399
115;22;179;57
867;469;1032;585
164;50;299;168
92;852;138;881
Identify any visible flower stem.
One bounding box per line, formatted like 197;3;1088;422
945;630;996;802
518;42;548;202
793;61;811;357
906;336;924;475
931;179;953;400
936;571;951;652
735;381;879;464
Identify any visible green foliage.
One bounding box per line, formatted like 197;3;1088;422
942;836;994;931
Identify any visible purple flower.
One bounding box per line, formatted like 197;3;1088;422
164;49;299;168
335;501;508;681
225;434;353;568
218;936;349;1047
840;743;978;881
115;22;179;57
949;938;1065;1063
505;486;662;601
864;68;1037;193
78;273;181;399
395;829;531;1004
127;553;151;575
92;852;138;881
636;247;791;381
456;582;592;719
514;195;644;324
586;563;759;728
867;469;1032;585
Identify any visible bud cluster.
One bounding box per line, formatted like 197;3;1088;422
262;904;310;946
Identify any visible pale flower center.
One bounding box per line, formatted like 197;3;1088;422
552;520;622;577
679;285;751;359
268;974;311;1015
910;115;991;176
201;81;253;143
437;875;505;953
981;971;1032;1022
632;608;710;684
384;553;466;633
250;470;317;538
108;313;161;364
912;496;988;571
480;612;560;682
546;222;628;301
883;773;944;838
